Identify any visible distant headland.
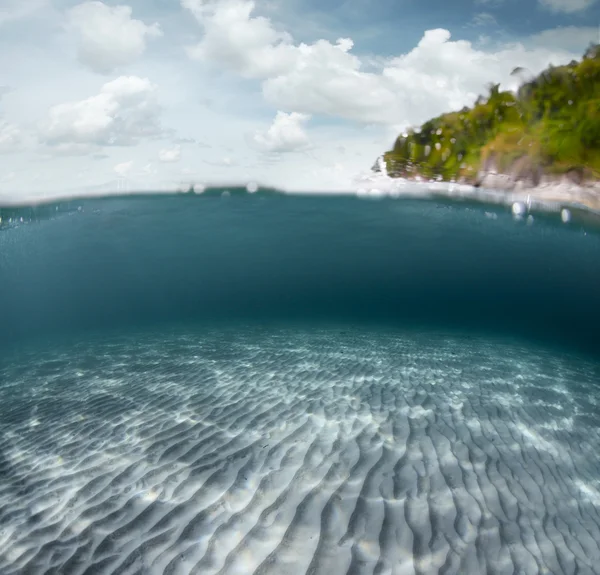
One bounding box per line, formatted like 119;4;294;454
378;44;600;211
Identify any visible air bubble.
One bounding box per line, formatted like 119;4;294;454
512;202;526;219
561;208;571;223
246;182;258;193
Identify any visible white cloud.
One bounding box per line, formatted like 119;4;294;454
159;145;181;162
0;171;16;183
529;26;600;53
0;120;22;153
252;111;311;153
0;0;48;26
269;29;575;127
114;160;133;175
141;162;157;175
470;12;497;26
184;0;581;129
40;76;164;153
203;156;237;166
538;0;597;12
67;1;162;74
183;0;297;78
261;38;399;124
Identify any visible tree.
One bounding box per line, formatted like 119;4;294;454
381;44;600;183
584;43;600;60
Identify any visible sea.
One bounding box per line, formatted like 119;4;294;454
0;189;599;575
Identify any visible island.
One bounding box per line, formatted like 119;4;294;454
379;44;600;211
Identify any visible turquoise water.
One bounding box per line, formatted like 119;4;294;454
0;191;599;574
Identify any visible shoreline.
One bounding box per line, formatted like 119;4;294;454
369;164;600;213
470;169;600;212
356;167;600;228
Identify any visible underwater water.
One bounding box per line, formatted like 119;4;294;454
0;190;599;575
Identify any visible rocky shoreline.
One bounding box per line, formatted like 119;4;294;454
369;156;600;213
468;161;600;211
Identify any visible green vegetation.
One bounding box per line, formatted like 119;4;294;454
382;44;600;184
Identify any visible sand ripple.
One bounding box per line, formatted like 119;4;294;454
0;327;599;574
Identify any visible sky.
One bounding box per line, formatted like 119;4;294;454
0;0;599;199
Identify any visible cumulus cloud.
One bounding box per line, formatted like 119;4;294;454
0;120;22;153
183;0;582;129
252;111;311;153
538;0;597;12
68;1;162;74
114;160;133;175
158;145;181;162
265;29;575;127
182;0;297;78
40;76;164;154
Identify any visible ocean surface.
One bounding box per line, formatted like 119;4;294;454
1;190;600;575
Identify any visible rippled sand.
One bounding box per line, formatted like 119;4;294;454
1;326;599;574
